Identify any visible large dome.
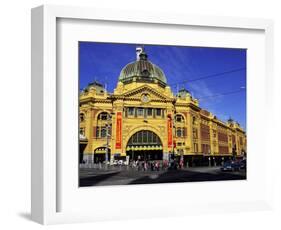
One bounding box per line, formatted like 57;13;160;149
118;48;167;86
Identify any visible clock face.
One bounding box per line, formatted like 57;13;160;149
141;94;150;103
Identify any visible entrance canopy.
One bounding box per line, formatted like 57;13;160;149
94;147;110;154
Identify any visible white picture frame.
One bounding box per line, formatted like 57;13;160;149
31;5;274;225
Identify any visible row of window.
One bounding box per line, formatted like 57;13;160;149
176;142;186;146
81;111;187;123
192;143;233;154
125;107;164;118
87;128;186;140
93;127;186;139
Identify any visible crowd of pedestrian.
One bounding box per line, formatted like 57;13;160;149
128;158;186;171
129;159;167;171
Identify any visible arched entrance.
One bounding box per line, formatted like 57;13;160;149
79;134;88;164
94;147;111;163
79;142;87;163
126;130;163;161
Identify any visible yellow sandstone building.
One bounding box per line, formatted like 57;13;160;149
79;47;246;166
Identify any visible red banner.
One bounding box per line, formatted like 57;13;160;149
115;112;122;149
167;114;173;148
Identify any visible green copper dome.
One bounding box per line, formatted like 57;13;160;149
118;49;167;86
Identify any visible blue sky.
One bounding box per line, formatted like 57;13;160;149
79;42;246;130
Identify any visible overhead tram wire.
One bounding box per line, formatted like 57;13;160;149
197;88;246;100
169;67;246;87
80;68;246;104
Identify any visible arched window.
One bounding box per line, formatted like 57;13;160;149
127;130;162;146
98;112;110;121
80;113;85;122
175;114;185;123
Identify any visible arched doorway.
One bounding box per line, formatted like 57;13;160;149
94;147;111;163
126;130;163;161
79;133;88;164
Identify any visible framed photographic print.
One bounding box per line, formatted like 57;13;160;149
78;42;247;187
31;5;274;225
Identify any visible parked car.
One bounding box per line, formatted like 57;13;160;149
221;160;241;171
239;159;246;169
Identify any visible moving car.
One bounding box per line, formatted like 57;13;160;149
220;160;242;171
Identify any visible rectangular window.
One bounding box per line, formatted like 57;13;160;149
137;108;144;117
202;144;210;154
193;143;198;152
176;128;184;137
193;128;198;139
101;126;107;138
152;133;156;142
147;108;153;116
176;128;181;137
80;128;85;136
147;132;152;143
128;107;134;116
137;132;142;143
156;108;161;116
143;131;148;143
133;133;137;143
